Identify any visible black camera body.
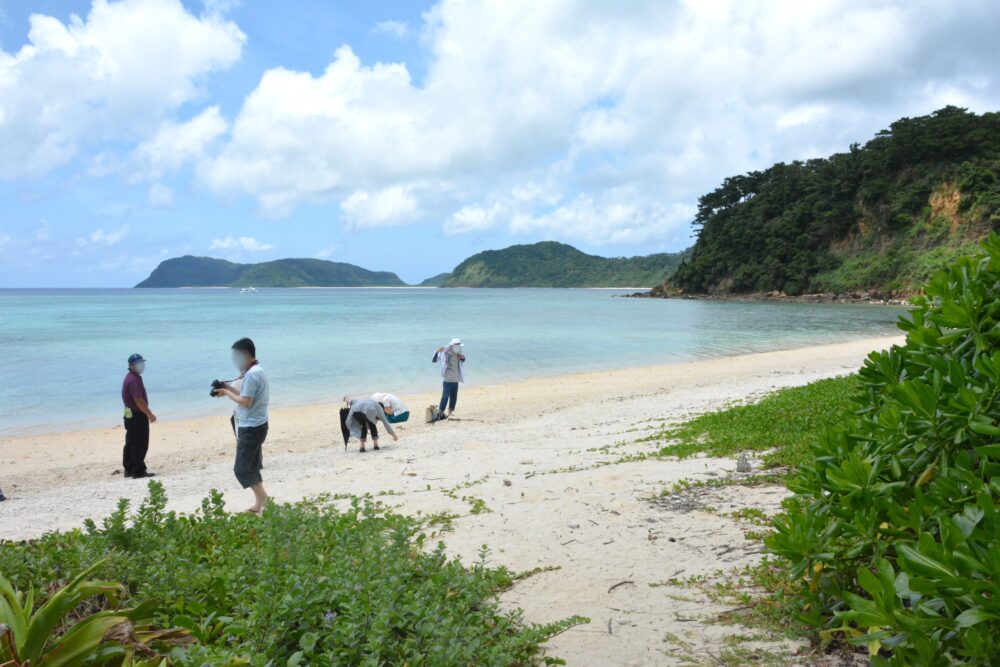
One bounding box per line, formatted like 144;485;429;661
210;379;226;397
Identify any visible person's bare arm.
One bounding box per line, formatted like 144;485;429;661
135;396;157;423
217;387;254;408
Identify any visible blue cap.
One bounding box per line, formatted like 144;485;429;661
128;353;146;365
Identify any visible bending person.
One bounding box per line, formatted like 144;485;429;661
371;392;409;423
340;397;399;453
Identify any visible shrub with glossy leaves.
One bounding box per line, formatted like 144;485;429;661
767;233;1000;665
0;484;584;666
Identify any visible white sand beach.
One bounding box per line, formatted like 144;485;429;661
0;335;903;665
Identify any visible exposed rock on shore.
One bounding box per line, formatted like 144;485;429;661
630;284;910;306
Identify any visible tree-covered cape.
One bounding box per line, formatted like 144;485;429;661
671;107;1000;296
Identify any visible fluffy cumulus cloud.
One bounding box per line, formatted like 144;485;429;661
196;0;1000;246
133;106;228;181
0;0;244;178
210;236;274;252
5;0;1000;251
340;186;419;229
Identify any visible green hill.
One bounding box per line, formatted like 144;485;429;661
440;241;689;287
667;106;1000;297
136;256;406;288
418;272;452;287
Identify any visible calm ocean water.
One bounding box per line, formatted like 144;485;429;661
0;288;905;436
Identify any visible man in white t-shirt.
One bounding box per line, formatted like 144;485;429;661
214;337;270;514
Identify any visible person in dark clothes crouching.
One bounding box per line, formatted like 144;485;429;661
122;353;157;478
213;338;270;514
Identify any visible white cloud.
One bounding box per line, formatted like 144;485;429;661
4;0;1000;254
776;104;830;130
133;106;228;180
314;245;337;259
210;235;274;252
77;224;130;247
197;0;1000;247
372;20;408;38
202;0;241;16
340;186;419;229
0;0;244;178
444;202;503;235
509;191;696;246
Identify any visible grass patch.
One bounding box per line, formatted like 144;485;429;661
645;375;857;469
639;379;862;658
0;482;584;665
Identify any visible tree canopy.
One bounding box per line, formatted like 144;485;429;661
671;107;1000;296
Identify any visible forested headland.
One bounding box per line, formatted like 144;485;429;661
662;107;1000;298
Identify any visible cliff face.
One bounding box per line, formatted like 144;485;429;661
667;107;1000;297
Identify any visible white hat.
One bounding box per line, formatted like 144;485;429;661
449;338;463;346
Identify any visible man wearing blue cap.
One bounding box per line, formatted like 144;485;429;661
122;353;157;478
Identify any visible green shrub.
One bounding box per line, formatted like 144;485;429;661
0;484;584;666
766;233;1000;665
0;559;182;667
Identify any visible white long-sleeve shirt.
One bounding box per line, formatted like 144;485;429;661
371;392;406;414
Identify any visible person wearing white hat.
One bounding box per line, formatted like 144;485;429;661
371;392;409;423
432;338;466;420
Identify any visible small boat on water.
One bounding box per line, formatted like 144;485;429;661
240;286;258;293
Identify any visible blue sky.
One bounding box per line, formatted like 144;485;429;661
1;0;998;287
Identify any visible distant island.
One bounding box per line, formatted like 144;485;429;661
139;243;691;289
136;256;406;288
432;241;690;288
658;106;1000;300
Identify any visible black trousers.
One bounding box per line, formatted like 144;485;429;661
352;413;378;440
123;411;150;475
235;422;268;489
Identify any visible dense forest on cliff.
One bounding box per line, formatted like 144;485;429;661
669;107;1000;296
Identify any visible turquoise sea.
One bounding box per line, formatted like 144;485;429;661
0;288;905;436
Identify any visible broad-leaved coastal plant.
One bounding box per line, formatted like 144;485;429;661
768;233;1000;664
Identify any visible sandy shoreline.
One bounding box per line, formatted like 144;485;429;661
0;335;903;665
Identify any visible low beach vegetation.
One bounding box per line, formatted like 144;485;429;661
766;234;1000;664
0;485;584;665
646;374;858;471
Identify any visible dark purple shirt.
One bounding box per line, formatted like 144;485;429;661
122;371;147;412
